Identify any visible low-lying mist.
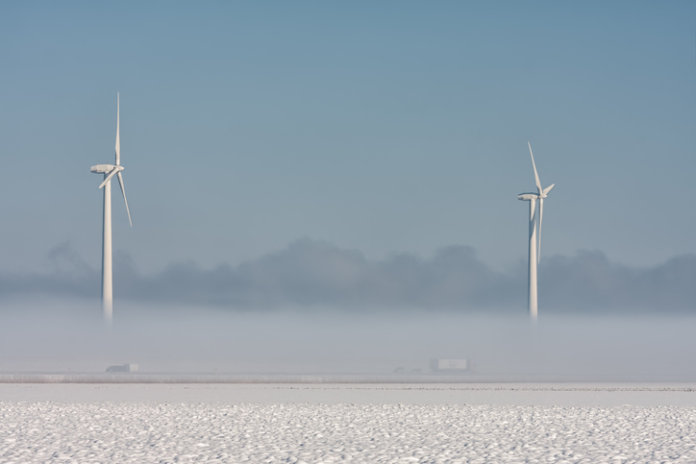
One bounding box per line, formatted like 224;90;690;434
1;298;695;382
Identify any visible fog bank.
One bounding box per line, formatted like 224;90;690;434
2;300;695;381
1;239;695;312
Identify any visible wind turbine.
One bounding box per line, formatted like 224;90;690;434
90;93;133;322
517;141;554;320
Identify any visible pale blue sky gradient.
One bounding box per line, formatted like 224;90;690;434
1;1;694;274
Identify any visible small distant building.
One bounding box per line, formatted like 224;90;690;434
106;363;139;373
430;358;468;372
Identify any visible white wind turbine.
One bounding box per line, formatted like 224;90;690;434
90;93;133;322
517;141;554;320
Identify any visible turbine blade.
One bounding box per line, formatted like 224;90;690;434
99;168;119;189
537;198;544;263
117;171;133;227
115;92;120;166
528;141;542;194
543;183;555;195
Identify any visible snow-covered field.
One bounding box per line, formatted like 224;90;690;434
2;383;696;463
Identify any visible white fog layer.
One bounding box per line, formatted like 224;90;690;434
2;303;696;381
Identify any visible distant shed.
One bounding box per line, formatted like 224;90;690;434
430;358;468;372
106;363;139;373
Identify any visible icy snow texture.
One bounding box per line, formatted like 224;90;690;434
2;401;696;463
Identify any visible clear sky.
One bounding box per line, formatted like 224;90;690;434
1;1;694;276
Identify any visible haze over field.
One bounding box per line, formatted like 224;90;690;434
1;302;695;381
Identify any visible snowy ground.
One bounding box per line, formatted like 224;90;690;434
2;383;696;463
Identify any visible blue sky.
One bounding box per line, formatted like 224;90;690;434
0;1;694;276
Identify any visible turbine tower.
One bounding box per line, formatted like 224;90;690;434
91;93;133;322
517;142;554;320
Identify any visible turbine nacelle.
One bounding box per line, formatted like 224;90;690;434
93;165;125;192
517;193;539;201
90;164;120;174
